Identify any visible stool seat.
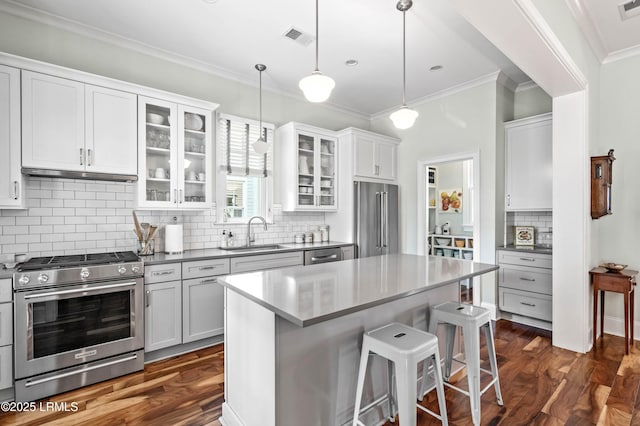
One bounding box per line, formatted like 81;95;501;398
425;302;502;426
353;323;448;425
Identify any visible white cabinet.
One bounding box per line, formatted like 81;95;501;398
504;113;552;211
350;129;399;181
230;252;304;273
144;280;182;352
0;279;13;391
0;64;23;208
21;70;137;176
341;245;355;260
497;249;552;323
277;122;338;212
137;97;213;210
181;258;229;343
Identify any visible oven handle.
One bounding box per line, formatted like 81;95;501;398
23;282;137;300
24;353;139;388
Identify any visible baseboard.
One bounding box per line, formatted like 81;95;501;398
498;310;552;331
602;315;640;341
144;335;223;363
220;402;243;426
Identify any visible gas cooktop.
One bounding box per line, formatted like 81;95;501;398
18;251;140;272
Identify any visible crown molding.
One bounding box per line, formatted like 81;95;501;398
564;0;607;63
496;72;518;92
0;0;369;121
370;71;501;121
603;44;640;64
515;80;539;92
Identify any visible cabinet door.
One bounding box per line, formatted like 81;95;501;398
0;303;12;347
178;105;212;208
316;135;337;209
85;85;137;175
144;281;182;352
0;345;12;391
353;136;376;178
376;142;397;180
505;117;552;211
295;131;317;209
137;97;178;209
22;70;85;171
183;277;224;343
0;65;22;207
230;251;304;273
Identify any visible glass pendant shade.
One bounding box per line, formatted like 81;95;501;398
252;137;269;155
390;106;419;130
299;71;335;103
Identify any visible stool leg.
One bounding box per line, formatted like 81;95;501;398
387;359;396;422
394;358;417;426
352;340;371;426
463;328;481;426
432;351;449;425
443;323;456;380
483;322;503;406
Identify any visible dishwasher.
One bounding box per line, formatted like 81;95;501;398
303;247;343;265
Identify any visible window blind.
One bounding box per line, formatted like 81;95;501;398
217;113;273;177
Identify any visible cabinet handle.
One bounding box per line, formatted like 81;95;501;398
79;148;84;166
200;278;218;285
198;266;217;271
174;189;178;204
519;257;536;262
520;277;536;282
179;189;183;204
87;149;93;166
520;301;536;307
152;270;174;276
145;290;150;307
506;194;510;207
375;165;380;175
13;181;19;200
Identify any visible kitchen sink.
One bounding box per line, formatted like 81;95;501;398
218;244;284;252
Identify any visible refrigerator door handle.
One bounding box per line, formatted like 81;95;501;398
375;191;382;248
382;191;388;248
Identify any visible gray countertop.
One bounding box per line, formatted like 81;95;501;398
219;254;499;327
141;241;352;265
497;245;552;255
0;268;14;279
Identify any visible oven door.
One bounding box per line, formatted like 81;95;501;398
14;278;144;379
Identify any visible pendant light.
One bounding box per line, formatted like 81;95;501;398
299;0;335;103
389;0;419;130
252;64;269;155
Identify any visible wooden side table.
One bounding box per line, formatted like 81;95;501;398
590;267;638;354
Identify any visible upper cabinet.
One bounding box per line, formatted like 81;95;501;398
21;70;137;178
338;128;400;182
0;65;24;208
277;122;338;212
137;97;213;210
504;113;552;211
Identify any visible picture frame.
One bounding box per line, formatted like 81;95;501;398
514;226;535;246
438;189;462;213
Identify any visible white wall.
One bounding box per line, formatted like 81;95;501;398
514;86;552;119
597;54;640;330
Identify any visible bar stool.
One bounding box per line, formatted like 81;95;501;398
423;302;503;426
352;323;448;425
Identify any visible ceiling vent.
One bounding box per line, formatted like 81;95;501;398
618;0;640;20
283;27;314;47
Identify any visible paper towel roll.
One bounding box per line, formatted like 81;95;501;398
164;224;183;254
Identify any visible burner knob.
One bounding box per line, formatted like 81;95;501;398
118;266;127;275
131;265;141;274
18;275;30;285
38;274;49;284
80;268;90;280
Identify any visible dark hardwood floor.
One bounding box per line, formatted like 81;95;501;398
2;320;640;425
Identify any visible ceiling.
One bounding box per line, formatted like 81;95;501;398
569;0;640;62
2;0;531;117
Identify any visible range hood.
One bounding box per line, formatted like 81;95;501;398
22;168;138;182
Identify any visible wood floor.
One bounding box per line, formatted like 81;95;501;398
2;320;640;425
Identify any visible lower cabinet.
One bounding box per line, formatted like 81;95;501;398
497;250;552;323
144;258;230;353
230;252;303;273
145;280;182;352
0;278;12;392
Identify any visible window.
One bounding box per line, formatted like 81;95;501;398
216;113;274;223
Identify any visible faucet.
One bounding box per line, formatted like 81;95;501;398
246;216;268;247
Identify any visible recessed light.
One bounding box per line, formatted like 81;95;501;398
430;65;443;71
345;59;359;67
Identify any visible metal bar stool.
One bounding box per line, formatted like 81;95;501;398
422;302;503;426
353;323;448;425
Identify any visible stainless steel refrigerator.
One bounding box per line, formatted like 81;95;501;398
354;181;399;258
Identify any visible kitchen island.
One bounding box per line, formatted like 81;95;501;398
218;254;499;426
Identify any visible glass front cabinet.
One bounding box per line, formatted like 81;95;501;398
277;122;337;212
137;96;214;209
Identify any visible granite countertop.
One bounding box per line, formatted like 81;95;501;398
219;254;499;327
498;245;552;255
142;241;353;265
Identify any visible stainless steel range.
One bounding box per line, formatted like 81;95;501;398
13;251;144;402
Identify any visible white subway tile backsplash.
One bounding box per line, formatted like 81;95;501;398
64;200;86;208
41;199;64;208
16;234;40;244
41;217;65;225
65;216;87;225
3;226;29;235
16;217;41;226
29;225;54;234
29;242;52;252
